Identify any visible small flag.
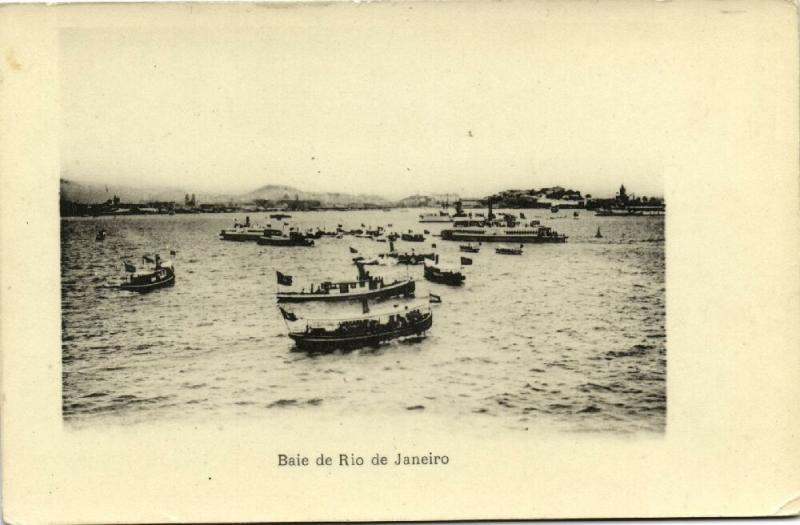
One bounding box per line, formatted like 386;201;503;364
424;253;435;261
424;229;430;234
461;256;473;265
278;307;298;321
142;255;155;264
349;246;358;254
276;271;293;286
123;261;137;273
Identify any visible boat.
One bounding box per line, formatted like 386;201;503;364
281;302;433;352
595;227;603;238
496;246;523;255
419;210;453;223
423;260;465;286
275;266;415;303
257;232;314;246
401;233;425;242
442;224;567;243
219;226;282;241
459;244;480;253
119;255;175;292
270;213;292;220
394;252;433;265
550;205;560;213
95;230;107;241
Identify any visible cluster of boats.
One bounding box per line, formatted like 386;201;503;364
275;262;433;352
109;203;571;352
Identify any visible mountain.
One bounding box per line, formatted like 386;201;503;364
59;179;389;206
239;184;389;206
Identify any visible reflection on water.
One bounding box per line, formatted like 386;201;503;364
61;209;665;433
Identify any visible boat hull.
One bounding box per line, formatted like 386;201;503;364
120;271;175;292
257;236;314;247
277;279;415;303
289;313;433;352
424;268;465;286
441;231;567;243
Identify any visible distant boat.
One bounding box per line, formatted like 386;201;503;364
573;211;579;218
270;213;292;220
423;261;465;286
219;224;281;242
95;230;106;241
257;232;314;247
550;205;560;213
419;210;453;223
280;302;433;352
496;246;523;255
459;244;480;253
120;254;175;292
401;233;425;242
595;227;603;238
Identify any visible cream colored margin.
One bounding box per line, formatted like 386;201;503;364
1;1;799;523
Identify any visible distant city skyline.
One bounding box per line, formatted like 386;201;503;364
60;4;670;201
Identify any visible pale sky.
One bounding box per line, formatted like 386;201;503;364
59;2;684;200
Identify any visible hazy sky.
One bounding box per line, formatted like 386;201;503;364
60;2;679;200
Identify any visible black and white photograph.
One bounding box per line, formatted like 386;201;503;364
3;0;800;522
59;13;666;435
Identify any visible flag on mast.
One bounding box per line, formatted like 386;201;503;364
278;307;297;321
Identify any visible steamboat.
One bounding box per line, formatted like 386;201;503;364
281;302;433;352
119;254;175;292
276;266;414;303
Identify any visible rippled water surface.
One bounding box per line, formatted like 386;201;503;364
61;209;665;433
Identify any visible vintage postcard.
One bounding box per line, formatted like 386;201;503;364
1;0;798;523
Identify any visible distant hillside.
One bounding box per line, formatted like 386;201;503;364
60;179;389;206
239;184;389;206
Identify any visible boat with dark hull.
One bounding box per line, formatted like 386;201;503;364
496;246;523;255
424;262;465;286
459;244;480;253
257;232;314;247
120;255;175;292
276;267;415;303
401;233;426;242
282;303;433;352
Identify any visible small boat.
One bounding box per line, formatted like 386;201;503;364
281;302;433;352
276;266;415;303
95;230;107;241
424;261;465;286
595;227;603;238
393;252;433;265
257;232;314;247
401;233;426;242
270;213;292;220
459;244;480;253
496;246;523;255
573;211;580;218
120;254;175;292
550;205;560;213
